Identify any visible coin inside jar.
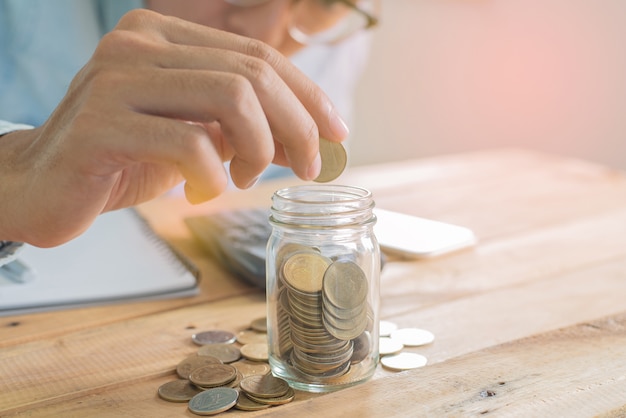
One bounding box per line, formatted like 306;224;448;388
282;252;331;294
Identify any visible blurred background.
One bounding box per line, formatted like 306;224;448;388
348;0;626;169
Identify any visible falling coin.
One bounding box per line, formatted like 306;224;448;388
380;352;428;371
314;137;347;183
390;328;435;347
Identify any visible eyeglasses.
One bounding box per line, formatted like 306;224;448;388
223;0;380;45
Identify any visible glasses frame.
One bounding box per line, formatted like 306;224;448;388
330;0;379;30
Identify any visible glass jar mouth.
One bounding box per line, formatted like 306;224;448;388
270;185;375;229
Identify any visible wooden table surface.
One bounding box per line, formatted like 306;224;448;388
2;149;626;417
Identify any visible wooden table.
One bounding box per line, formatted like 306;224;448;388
2;149;626;417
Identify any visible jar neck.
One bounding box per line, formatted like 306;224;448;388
270;185;375;229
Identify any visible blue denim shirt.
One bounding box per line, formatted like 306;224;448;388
0;0;142;131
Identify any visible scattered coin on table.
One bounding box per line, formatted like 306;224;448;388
380;352;428;371
390;328;435;347
176;354;222;379
191;330;236;345
188;387;239;416
379;320;399;337
240;342;269;362
379;337;404;356
157;379;203;403
196;343;241;363
158;315;436;414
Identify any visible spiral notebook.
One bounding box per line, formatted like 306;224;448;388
0;208;200;316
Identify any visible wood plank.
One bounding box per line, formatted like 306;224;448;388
0;293;266;414
259;312;626;417
380;208;626;317
5;285;625;417
2;251;626;416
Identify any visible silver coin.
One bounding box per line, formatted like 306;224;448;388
188;387;238;415
197;343;241;363
379;337;404;356
379;320;398;337
322;260;368;310
380;352;428;371
192;330;236;346
390;328;435;347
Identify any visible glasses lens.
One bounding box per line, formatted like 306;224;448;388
290;0;380;45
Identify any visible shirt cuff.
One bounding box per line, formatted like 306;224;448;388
0;121;35;136
0;241;25;267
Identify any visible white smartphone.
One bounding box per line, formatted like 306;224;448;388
373;208;477;259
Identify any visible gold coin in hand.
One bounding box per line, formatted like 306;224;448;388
314;137;347;183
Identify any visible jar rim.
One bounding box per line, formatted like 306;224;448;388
270;185;375;228
273;185;372;205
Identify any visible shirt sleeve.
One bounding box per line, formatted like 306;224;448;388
0;120;34;136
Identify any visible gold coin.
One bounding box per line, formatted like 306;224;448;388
236;329;268;345
314;137;347;183
230;359;271;378
176;354;222;379
235;393;271;411
189;363;237;388
197;343;241;364
322;260;368;310
188;387;238;416
239;374;290;399
240;343;269;362
157;379;203;403
249;317;268;333
282;252;331;294
245;386;295;406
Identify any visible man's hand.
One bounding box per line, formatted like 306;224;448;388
0;9;349;247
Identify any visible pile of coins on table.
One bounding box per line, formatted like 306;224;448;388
378;320;434;371
157;316;436;414
157;318;296;415
276;249;373;379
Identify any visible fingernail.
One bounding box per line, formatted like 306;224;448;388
307;153;322;180
244;175;261;189
329;107;350;139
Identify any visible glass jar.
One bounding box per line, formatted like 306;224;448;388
266;185;380;393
